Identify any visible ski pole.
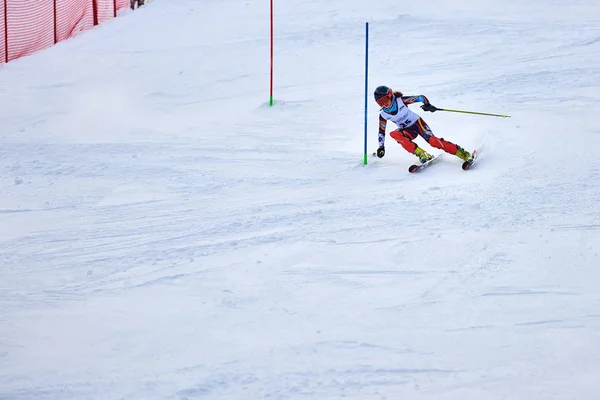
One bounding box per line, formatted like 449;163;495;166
437;108;511;118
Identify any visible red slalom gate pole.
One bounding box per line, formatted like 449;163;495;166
4;0;8;62
53;0;57;44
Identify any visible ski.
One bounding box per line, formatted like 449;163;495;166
461;149;479;170
408;154;442;173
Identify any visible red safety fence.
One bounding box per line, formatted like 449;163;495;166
1;0;133;64
6;1;54;62
56;0;94;43
1;1;6;64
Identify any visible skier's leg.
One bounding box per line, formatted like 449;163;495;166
415;118;471;161
390;129;417;153
391;128;432;163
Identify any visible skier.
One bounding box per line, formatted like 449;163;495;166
130;0;145;9
373;86;472;164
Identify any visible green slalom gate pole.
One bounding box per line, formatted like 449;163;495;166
437;108;511;118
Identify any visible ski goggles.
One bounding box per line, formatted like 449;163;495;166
376;93;394;108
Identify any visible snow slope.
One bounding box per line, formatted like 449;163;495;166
1;0;600;399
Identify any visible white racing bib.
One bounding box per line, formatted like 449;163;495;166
380;98;420;129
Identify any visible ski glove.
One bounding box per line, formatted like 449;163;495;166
376;145;385;158
421;104;438;112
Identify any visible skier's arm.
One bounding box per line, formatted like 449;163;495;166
378;115;387;147
402;95;438;113
375;115;387;158
401;95;430;105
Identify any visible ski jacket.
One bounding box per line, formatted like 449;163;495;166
378;95;430;147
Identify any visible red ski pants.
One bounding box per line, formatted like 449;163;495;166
390;118;459;155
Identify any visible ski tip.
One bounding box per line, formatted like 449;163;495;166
408;165;419;173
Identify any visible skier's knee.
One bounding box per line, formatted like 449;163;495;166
390;130;403;141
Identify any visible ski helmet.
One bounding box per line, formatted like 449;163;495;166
374;86;394;108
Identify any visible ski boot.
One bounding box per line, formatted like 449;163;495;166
455;147;472;162
414;147;433;164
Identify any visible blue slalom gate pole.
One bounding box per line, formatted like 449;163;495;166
363;22;369;165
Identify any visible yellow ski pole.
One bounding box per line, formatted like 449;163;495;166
437;108;511;118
